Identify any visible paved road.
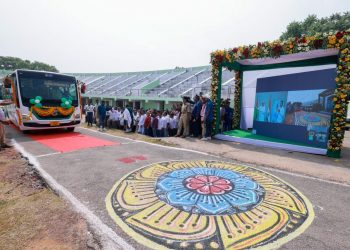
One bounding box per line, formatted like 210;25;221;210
7;126;350;250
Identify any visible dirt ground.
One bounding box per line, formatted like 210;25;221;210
0;147;98;250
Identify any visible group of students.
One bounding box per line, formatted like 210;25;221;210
83;93;229;140
84;101;179;135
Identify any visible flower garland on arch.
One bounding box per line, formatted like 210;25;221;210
210;61;220;132
210;30;350;156
232;71;241;129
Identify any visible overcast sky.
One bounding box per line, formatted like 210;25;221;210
0;0;349;73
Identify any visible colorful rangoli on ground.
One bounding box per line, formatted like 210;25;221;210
106;161;314;249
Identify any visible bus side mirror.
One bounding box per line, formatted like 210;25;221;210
3;77;12;88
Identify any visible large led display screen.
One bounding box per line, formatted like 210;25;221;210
253;68;336;148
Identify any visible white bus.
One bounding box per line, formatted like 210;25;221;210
1;69;82;132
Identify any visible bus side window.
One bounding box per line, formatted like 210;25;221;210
69;83;76;97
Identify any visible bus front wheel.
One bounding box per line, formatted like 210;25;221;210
67;127;75;132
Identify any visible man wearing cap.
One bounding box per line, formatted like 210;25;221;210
176;96;191;138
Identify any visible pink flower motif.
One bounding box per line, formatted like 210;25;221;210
185;175;232;195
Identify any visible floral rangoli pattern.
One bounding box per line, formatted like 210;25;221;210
156;168;264;215
106;161;314;250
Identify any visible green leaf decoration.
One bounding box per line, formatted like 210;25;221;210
30;99;35;104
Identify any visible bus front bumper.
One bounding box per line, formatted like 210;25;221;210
22;120;80;129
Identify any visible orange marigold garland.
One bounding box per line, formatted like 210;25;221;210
57;106;75;116
32;106;55;117
31;106;74;118
232;71;241;129
210;50;226;133
327;42;350;156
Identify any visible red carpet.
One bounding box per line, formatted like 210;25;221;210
28;131;117;153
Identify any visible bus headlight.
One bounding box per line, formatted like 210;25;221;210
21;114;32;121
74;114;80;119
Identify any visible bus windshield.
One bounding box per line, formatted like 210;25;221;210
18;71;78;107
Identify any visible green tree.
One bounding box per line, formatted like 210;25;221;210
280;12;350;40
0;56;58;72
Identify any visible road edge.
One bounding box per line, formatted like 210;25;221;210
12;139;135;250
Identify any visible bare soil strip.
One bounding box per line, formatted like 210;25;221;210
0;147;99;250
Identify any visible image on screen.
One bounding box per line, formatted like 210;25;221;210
252;68;336;148
254;92;288;123
285;89;333;143
254;89;333;144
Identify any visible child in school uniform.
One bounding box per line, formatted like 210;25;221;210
161;111;170;137
138;110;146;134
169;113;178;136
156;111;163;137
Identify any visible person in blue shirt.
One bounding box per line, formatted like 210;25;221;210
97;101;107;131
201;94;214;140
223;99;233;132
191;95;202;138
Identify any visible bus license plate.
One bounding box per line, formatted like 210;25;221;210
50;121;60;127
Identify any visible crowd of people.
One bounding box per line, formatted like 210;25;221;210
83;94;234;140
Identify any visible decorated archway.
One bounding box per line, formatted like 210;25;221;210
210;31;350;158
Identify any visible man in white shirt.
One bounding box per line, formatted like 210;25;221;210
119;110;124;130
169;113;178;136
138;110;146;134
0;107;11;150
161;112;170;137
123;107;133;132
157;112;163;137
83;103;88;123
86;103;95;126
107;108;116;128
84;104;88;112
